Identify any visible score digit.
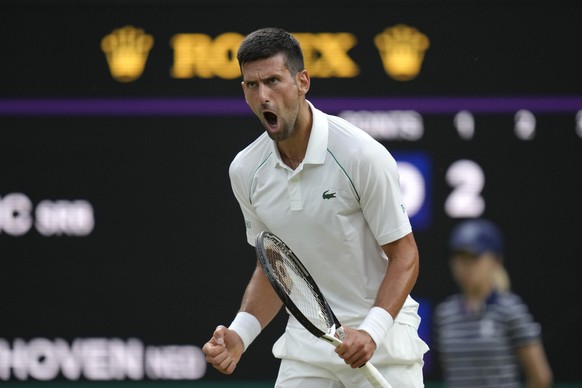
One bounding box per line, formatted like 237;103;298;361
514;109;536;140
444;159;485;218
397;161;425;218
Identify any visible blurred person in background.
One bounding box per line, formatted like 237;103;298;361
433;218;553;388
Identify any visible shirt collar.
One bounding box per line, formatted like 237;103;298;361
457;290;500;315
304;100;328;165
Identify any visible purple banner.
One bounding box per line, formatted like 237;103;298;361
0;96;581;116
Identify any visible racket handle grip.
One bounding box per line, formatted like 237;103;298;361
322;333;392;387
360;362;392;388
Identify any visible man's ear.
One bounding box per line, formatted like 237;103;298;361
241;81;249;104
297;70;310;95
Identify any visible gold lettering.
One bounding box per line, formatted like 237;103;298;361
170;32;360;80
209;33;244;79
295;33;359;78
170;33;243;79
171;33;212;78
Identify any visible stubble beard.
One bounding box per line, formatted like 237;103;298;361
265;117;295;142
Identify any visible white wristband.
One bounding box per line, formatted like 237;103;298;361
228;312;262;351
358;307;394;345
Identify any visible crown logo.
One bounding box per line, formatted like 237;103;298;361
374;24;430;81
101;26;154;83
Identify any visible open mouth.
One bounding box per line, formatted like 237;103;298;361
264;112;278;127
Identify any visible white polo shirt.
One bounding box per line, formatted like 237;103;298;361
229;101;419;327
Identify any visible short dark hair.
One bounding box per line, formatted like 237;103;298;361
237;27;304;74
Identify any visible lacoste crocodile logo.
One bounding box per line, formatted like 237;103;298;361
322;190;337;200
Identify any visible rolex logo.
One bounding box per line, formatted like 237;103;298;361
101;25;154;83
374;24;430;81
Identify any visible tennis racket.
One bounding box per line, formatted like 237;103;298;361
255;231;392;388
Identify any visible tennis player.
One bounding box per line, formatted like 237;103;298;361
202;27;428;387
433;218;553;387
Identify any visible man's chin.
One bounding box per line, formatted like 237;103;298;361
265;124;284;141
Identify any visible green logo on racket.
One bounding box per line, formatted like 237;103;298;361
322;190;336;200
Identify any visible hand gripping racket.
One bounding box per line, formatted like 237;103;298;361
255;231;392;388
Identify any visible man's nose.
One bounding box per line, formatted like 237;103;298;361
257;84;270;102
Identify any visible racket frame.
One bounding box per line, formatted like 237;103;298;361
255;231;392;388
255;231;340;340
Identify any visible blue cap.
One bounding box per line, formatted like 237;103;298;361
449;219;504;256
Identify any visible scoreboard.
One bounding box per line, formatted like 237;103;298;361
1;0;581;384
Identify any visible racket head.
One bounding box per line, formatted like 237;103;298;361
255;231;392;388
255;231;340;339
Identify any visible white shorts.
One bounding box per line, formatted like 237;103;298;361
272;320;429;388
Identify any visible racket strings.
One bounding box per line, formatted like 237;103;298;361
265;239;333;333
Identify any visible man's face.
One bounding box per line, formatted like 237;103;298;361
240;53;309;141
450;251;499;293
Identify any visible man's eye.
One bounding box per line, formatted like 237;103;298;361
269;78;278;85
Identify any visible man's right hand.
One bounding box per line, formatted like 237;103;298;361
202;325;244;374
